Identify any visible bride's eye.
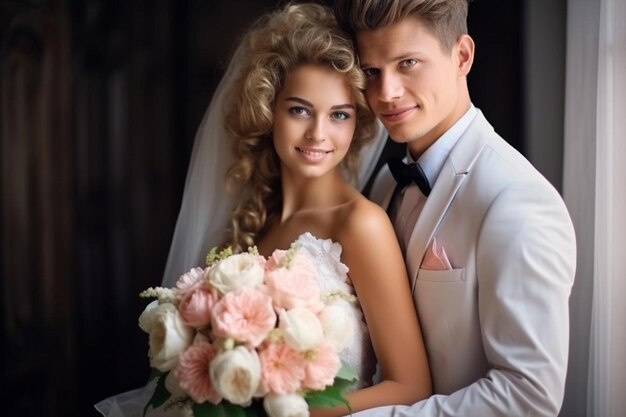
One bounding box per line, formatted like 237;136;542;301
289;107;310;117
331;111;350;121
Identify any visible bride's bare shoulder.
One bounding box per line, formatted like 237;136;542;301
335;192;395;242
334;192;404;279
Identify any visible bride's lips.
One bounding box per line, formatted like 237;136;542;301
380;106;417;123
295;146;332;162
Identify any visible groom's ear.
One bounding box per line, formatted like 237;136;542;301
455;34;475;76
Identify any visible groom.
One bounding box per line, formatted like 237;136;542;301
334;1;576;416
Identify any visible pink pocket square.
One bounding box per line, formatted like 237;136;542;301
421;238;452;270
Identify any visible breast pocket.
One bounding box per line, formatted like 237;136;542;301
416;268;465;282
414;268;468;393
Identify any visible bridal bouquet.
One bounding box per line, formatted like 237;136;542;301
138;245;357;417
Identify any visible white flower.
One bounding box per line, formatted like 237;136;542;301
263;393;310;417
279;308;324;351
208;253;265;294
318;305;354;352
146;303;194;371
209;346;262;406
138;300;160;333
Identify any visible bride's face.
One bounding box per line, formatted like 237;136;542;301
272;63;357;180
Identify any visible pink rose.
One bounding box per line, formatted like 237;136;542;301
265;254;324;313
259;342;306;394
173;342;221;404
212;288;276;347
301;342;341;391
179;288;217;328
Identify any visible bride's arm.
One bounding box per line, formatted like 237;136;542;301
311;200;432;417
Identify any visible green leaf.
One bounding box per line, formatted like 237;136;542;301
304;366;357;415
305;386;351;414
330;377;355;392
143;373;171;417
146;368;163;383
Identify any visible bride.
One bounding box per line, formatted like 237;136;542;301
96;3;431;416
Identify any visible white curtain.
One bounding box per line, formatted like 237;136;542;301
562;0;626;416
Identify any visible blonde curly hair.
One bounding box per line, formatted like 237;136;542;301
222;2;377;252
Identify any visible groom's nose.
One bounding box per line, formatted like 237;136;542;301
377;72;404;103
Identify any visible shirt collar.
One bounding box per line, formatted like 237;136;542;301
407;104;477;187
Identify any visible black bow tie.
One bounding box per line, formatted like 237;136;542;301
387;157;431;197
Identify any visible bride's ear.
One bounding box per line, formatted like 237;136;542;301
456;34;475;76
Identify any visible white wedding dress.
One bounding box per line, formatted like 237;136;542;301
95;232;376;417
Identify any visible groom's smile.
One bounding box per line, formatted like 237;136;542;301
380;106;419;123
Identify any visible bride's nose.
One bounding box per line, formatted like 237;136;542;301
305;118;326;142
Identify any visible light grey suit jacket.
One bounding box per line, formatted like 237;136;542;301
360;110;576;416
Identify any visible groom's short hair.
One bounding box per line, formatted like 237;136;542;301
334;0;468;52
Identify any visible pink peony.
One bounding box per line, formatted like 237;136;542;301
301;342;341;391
179;288;217;328
265;254;324;313
212;288;276;347
174;267;207;296
173;342;221;404
259;342;306;394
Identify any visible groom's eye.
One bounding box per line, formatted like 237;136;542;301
362;67;379;78
400;58;418;68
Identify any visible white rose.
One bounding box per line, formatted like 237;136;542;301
318;305;354;352
147;303;194;371
208;253;265;294
263;393;310;417
279;308;324;351
209;346;261;406
138;300;160;333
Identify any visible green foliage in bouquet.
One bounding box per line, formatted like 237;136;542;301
143;370;170;416
304;362;358;414
205;246;234;267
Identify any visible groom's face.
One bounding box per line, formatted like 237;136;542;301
356;16;468;157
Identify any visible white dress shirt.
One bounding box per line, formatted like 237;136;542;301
392;105;478;254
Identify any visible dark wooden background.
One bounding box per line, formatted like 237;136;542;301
0;1;526;416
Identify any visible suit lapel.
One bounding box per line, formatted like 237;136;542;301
406;110;494;291
406;161;466;290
